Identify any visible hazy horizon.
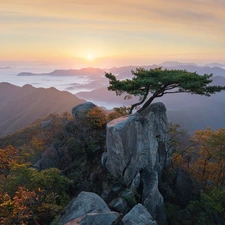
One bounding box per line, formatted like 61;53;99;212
1;60;225;72
1;60;225;100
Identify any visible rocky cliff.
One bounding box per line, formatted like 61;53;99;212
104;102;169;224
54;102;170;225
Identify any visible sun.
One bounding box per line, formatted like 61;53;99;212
87;54;94;60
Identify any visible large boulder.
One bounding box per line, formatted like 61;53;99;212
34;144;72;170
57;191;120;225
109;189;137;215
105;102;169;223
64;212;121;225
72;102;96;120
122;204;157;225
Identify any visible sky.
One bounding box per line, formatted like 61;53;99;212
1;0;225;68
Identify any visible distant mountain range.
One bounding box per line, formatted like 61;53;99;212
108;63;225;79
16;62;225;94
16;62;225;78
0;83;85;137
5;61;225;134
205;63;225;68
76;86;225;133
17;67;105;77
74;62;225;133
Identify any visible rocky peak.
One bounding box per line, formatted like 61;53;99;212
53;102;170;224
104;102;169;223
72;102;96;120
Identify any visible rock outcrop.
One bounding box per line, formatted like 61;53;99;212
51;102;170;224
35;102;99;170
34;144;71;169
72;102;96;120
56;192;121;225
104;102;169;224
63;212;121;225
122;204;157;225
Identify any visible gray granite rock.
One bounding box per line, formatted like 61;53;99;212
109;197;129;214
141;169;166;223
105;102;169;223
106;102;169;185
64;212;121;225
130;172;140;191
122;204;157;225
72;102;96;120
57;192;112;225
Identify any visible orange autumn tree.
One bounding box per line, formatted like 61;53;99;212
87;107;108;128
87;106;130;128
0;187;39;225
0;145;20;194
106;106;130;121
189;128;225;187
0;145;72;224
0;145;18;179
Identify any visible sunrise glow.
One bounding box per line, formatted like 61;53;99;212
87;54;94;60
0;0;225;67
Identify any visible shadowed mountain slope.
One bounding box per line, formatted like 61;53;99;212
0;83;85;137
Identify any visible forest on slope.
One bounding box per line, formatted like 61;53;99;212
0;105;225;224
1;65;225;224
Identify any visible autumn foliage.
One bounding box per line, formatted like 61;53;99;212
0;187;38;225
0;153;71;224
189;128;225;187
171;127;225;188
1;108;225;225
167;126;225;225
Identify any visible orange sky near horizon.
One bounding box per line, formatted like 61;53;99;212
1;0;225;68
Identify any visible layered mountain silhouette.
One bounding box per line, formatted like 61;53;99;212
108;62;225;79
18;67;105;77
76;86;225;133
10;62;225;133
75;63;225;133
0;83;85;137
16;62;225;78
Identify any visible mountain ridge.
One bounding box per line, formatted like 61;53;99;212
16;62;225;78
17;67;105;77
0;82;85;137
